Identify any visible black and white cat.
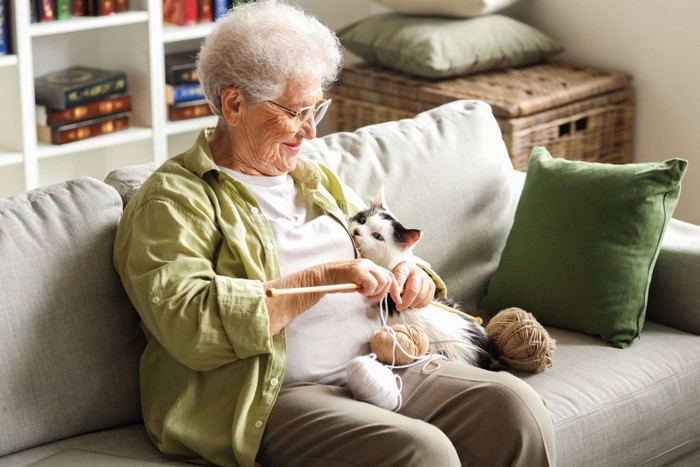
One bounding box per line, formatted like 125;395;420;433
349;190;497;370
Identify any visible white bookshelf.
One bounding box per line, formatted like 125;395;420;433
1;0;216;198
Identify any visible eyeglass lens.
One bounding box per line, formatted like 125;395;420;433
300;100;330;125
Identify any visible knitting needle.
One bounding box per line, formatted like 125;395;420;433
265;283;361;296
265;283;483;325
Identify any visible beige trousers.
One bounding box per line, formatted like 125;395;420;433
257;360;556;466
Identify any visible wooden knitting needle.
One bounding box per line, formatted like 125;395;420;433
265;283;483;325
265;283;361;296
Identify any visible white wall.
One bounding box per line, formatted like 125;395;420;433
297;0;699;225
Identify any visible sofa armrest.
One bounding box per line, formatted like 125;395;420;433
647;218;700;334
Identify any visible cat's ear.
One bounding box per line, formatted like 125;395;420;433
373;186;387;210
396;228;422;250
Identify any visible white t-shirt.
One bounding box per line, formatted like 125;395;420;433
220;167;380;386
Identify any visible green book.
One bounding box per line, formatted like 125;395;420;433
56;0;73;20
34;66;129;110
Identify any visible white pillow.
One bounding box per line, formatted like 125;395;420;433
374;0;521;17
302;100;518;311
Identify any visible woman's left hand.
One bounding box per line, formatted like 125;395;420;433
391;262;436;311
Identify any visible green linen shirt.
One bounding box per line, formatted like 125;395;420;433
114;129;445;467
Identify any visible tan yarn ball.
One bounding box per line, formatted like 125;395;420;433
486;307;556;373
371;324;430;366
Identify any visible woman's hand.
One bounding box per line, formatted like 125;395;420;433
264;259;400;335
391;261;436;311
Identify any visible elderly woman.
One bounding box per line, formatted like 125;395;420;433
114;1;555;466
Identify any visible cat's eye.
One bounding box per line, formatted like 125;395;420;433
358;215;367;225
372;232;384;241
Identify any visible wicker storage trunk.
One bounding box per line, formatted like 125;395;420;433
329;62;634;170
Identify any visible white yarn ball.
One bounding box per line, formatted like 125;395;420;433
347;355;402;411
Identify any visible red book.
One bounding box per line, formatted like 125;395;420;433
163;0;197;26
115;0;128;12
38;0;57;22
168;99;213;121
199;0;213;23
91;0;115;16
36;111;131;145
73;0;87;16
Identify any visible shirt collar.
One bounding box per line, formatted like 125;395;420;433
183;128;322;189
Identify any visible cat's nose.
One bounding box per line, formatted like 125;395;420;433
353;228;361;237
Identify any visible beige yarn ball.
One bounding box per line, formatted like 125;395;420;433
486;307;556;373
371;324;430;366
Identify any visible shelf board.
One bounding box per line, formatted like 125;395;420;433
36;126;153;160
162;23;215;43
0;151;23;168
0;54;18;68
165;115;217;135
30;11;150;37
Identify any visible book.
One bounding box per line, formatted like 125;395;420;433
115;0;129;12
213;0;227;20
165;83;204;104
36;92;132;126
72;0;86;16
163;0;197;26
0;0;8;55
37;0;57;22
164;50;199;85
90;0;115;16
34;66;129;110
168;98;213;121
56;0;72;19
36;111;131;145
199;0;213;23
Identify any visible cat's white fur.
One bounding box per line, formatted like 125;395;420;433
349;190;493;368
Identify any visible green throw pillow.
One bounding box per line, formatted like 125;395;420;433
337;13;562;79
480;147;687;348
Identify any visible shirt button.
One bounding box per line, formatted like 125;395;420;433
151;296;160;304
270;378;279;386
254;420;263;428
251;207;260;214
265;242;274;251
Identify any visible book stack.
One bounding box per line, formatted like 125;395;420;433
165;50;213;121
0;0;9;55
163;0;252;25
31;1;130;23
35;66;132;145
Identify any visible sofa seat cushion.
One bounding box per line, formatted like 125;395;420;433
0;178;145;457
523;322;700;467
0;424;192;466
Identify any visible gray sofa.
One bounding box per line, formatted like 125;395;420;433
1;100;699;466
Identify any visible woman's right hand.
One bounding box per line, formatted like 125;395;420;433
263;259;399;336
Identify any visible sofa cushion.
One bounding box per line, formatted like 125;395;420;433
0;178;145;457
480;147;687;348
303;100;519;312
523;323;700;466
374;0;522;17
0;424;192;466
337;13;562;79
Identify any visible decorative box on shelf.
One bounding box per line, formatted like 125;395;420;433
329;62;634;170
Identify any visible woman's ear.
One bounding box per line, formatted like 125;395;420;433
220;86;244;126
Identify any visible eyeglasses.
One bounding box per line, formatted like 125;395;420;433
267;98;332;128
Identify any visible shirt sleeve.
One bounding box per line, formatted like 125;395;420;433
114;191;274;372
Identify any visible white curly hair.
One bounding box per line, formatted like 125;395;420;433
197;0;343;116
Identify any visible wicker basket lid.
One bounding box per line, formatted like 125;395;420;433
336;62;632;118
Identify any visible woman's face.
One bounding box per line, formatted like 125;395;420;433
234;80;324;176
